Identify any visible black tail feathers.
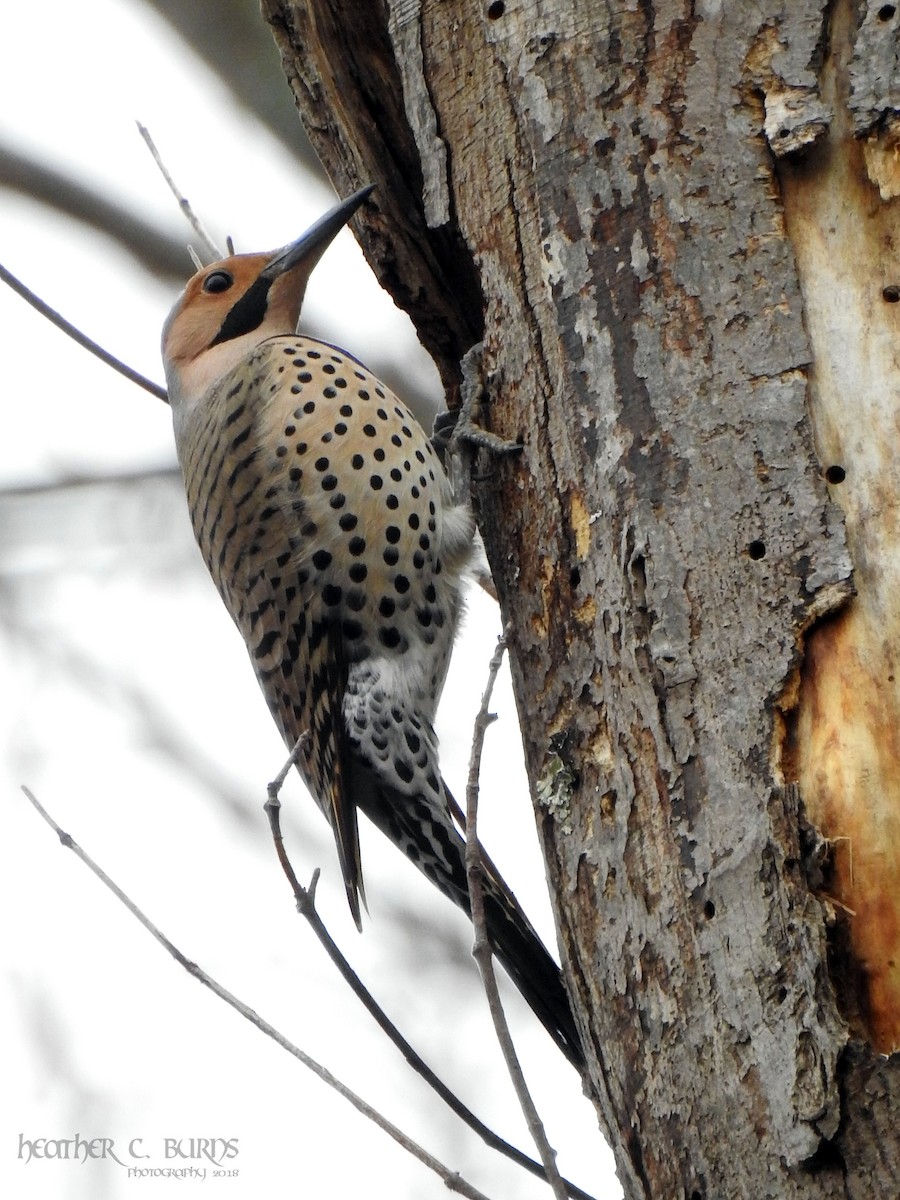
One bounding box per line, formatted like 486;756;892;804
478;874;585;1070
353;767;585;1070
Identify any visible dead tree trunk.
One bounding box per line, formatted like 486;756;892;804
262;1;900;1196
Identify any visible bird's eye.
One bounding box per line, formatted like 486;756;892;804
203;270;234;294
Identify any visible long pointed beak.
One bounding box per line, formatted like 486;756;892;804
264;184;375;280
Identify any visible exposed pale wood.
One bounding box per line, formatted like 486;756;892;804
778;0;900;1056
262;1;900;1196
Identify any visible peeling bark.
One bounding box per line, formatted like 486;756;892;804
262;1;900;1196
778;0;900;1055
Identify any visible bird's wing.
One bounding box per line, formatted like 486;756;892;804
240;554;365;928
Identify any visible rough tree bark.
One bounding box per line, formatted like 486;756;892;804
260;1;900;1197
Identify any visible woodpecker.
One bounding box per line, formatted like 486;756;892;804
161;186;584;1069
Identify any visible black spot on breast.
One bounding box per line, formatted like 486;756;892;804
394;757;414;784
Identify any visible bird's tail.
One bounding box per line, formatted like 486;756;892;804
474;851;585;1071
353;764;585;1070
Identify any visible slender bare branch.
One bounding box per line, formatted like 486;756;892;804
465;633;569;1200
0;141;189;279
20;785;492;1200
0;465;181;498
263;746;597;1200
0;261;168;403
137;122;221;263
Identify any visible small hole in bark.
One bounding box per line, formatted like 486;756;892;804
487;0;505;17
883;284;900;302
748;539;766;560
690;1190;703;1200
703;900;716;920
570;567;581;588
777;127;790;139
824;465;846;484
878;5;896;20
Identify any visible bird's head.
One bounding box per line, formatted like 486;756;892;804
161;185;374;409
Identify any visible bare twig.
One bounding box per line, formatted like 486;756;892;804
0;261;168;403
0;141;190;279
137;122;221;263
263;745;596;1200
19;785;492;1200
465;632;569;1200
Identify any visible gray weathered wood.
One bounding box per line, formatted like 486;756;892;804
262;1;900;1196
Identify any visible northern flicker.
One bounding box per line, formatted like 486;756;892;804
161;186;584;1069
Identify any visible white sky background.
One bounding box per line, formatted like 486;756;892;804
0;2;619;1198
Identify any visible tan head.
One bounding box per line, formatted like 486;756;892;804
161;185;374;410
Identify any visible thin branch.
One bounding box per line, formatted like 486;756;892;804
0;141;190;279
263;743;597;1200
137;122;222;263
0;465;181;499
465;633;569;1200
0;261;168;403
19;785;492;1200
